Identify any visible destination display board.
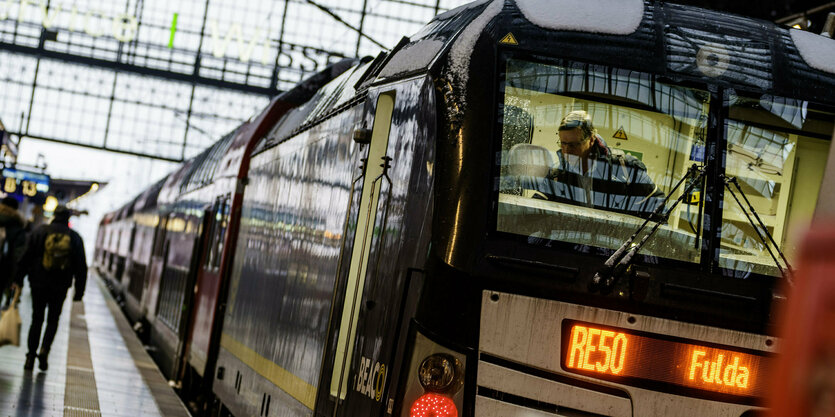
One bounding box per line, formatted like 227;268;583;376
1;167;50;202
561;320;772;404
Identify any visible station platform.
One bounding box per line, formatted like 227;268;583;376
0;273;191;417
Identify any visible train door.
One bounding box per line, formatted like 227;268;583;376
152;211;205;379
168;201;221;390
188;195;231;378
329;91;397;409
326;78;436;417
121;223;137;289
145;213;171;322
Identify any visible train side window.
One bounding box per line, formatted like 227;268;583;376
719;95;834;276
203;204;219;268
128;225;137;252
205;195;231;270
152;215;169;257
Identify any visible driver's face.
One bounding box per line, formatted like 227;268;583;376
558;128;592;158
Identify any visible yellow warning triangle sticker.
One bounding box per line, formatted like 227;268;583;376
613;126;628;140
499;33;518;45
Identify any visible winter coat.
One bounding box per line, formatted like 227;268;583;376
0;203;26;288
15;220;87;299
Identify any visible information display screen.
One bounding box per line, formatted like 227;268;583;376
561;320;772;404
1;168;50;201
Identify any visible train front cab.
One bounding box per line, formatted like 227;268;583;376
160;2;835;417
396;3;835;417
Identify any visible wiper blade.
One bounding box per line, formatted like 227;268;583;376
723;175;795;285
590;164;706;294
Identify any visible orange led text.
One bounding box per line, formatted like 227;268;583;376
566;325;628;375
687;350;750;389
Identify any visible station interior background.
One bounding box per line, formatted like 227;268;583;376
1;0;834;258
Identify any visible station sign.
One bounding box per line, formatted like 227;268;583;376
1;167;50;202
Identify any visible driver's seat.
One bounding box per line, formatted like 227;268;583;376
505;144;556;199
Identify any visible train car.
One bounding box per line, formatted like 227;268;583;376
123;178;166;323
96;210;114;278
94;211;114;273
98;202;133;289
97;1;835;416
180;59;362;399
113;201;136;291
94;59;363;410
152;59;360;398
143;129;243;380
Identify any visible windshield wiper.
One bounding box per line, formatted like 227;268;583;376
722;175;795;285
590;164;706;294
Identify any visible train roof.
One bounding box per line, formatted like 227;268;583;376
113;195;138;220
156;125;244;205
132;177;167;213
372;0;835;104
255;58;366;153
179;127;241;195
99;211;115;225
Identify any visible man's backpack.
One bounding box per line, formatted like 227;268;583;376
43;232;72;271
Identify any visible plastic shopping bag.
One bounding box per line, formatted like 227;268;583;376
0;287;21;347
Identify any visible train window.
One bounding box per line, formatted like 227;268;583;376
129;225;137;252
496;58;710;264
152;215;169;257
205;195;231;270
719;95;834;276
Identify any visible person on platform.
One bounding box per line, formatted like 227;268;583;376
0;196;27;300
15;205;87;371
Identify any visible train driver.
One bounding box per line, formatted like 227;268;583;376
548;110;666;219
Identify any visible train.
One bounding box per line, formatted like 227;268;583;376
94;1;835;416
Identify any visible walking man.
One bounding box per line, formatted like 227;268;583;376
15;205;87;371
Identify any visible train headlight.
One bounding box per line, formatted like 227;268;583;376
418;354;462;393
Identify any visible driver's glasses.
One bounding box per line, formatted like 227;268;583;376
557;138;588;151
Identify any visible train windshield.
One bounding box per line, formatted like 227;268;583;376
496;58;834;276
720;95;834;276
496;58;710;264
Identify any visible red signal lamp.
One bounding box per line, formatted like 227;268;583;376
409;392;459;417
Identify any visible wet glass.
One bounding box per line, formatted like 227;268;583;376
496;59;710;263
719;95;834;276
